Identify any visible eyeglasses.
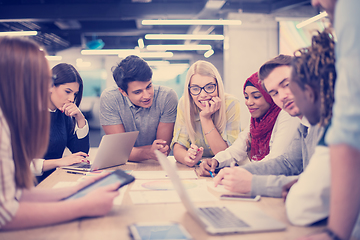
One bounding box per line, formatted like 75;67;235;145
188;83;217;95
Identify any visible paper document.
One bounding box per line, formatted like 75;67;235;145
131;170;197;180
129;189;218;204
131;179;206;191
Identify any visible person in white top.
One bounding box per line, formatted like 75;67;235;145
0;37;119;230
282;29;335;229
199;71;299;175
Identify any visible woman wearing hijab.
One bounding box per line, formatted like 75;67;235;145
200;72;300;174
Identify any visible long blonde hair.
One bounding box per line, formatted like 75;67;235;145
182;60;227;143
0;37;50;188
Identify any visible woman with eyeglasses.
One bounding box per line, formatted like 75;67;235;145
32;63;90;182
199;72;300;176
171;60;241;167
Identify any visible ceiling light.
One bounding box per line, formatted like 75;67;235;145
138;38;145;49
296;12;328;29
205;0;225;10
120;52;174;59
146;44;212;51
81;49;140;55
204;49;214;58
45;56;62;61
141;19;242;26
145;34;224;40
0;31;38;36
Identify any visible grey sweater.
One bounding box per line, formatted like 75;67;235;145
242;123;324;197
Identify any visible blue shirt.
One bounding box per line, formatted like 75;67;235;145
325;0;360;151
100;85;178;147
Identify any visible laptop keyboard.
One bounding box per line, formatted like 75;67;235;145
198;207;249;229
71;162;91;168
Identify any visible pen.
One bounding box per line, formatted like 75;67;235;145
67;171;86;175
209;171;214;178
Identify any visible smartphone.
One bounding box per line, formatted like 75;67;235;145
220;194;261;201
63;169;135;200
128;222;192;240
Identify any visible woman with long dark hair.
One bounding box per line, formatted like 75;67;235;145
32;63;90;182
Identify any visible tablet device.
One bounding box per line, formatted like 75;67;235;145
63;169;135;200
128;222;192;240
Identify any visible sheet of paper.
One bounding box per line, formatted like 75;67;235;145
129;189;218;204
131;170;197;180
131;179;206;191
207;181;233;193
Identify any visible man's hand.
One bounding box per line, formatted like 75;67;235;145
199;158;219;176
213;167;253;193
150;139;169;159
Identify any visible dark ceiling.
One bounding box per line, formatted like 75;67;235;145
0;0;316;55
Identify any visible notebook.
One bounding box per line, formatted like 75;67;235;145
154;150;286;235
62;131;139;172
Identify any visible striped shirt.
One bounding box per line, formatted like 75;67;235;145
0;108;22;228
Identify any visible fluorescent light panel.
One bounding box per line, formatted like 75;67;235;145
145;34;224;40
204;49;214;58
147;44;212;51
45;56;62;61
142;19;242;26
120;52;174;58
138;38;145;49
0;31;38;36
296;12;328;29
81;49;139;55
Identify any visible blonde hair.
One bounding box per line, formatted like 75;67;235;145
182;60;227;143
0;37;50;188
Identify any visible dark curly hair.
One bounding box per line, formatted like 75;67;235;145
291;29;336;126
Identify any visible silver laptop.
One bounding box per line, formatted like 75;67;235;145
62;131;139;172
154;150;286;235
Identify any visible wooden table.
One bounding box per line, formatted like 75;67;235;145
0;159;325;240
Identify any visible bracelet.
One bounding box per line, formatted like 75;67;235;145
322;228;342;240
205;127;215;135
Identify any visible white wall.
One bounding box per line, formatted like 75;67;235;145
50;13;279;131
224;12;278;130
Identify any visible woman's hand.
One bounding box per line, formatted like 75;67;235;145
79;182;121;217
61;102;86;128
184;144;204;167
57;152;89;167
199;97;221;120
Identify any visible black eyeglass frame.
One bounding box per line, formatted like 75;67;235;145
188;83;217;96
